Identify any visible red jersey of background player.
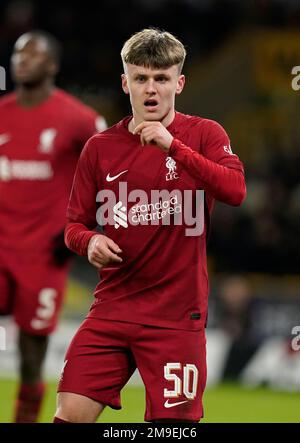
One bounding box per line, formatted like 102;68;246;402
0;87;106;252
65;111;245;331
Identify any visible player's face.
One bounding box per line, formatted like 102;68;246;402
11;34;57;86
122;64;185;126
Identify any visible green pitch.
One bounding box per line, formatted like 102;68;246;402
0;378;299;422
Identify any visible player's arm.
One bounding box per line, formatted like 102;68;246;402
66;223;122;270
134;120;246;206
65;138;122;269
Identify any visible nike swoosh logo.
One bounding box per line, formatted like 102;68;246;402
106;170;128;182
0;134;11;146
164;399;188;408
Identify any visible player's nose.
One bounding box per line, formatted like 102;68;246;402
145;79;157;94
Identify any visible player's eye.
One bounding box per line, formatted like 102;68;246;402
136;76;146;82
156;76;168;83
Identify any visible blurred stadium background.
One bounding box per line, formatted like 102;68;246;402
1;0;300;422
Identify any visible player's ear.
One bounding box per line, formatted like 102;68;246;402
121;74;129;94
175;74;185;95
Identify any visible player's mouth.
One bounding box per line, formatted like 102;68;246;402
144;99;159;111
14;67;30;77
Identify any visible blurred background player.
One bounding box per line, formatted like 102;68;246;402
213;275;258;379
0;30;107;422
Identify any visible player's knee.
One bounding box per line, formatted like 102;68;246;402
55;404;81;423
56;392;104;423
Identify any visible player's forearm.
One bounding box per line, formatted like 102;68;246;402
65;222;97;256
169;138;246;206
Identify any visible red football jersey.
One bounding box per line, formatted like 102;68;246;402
0;88;106;252
66;112;246;330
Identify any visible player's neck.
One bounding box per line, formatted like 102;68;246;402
16;80;55;108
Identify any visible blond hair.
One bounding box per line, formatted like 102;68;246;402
121;28;186;73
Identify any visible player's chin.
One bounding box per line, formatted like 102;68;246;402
14;77;37;87
14;72;43;87
142;109;162;121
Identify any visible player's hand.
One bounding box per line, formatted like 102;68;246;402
87;234;123;270
133;121;173;152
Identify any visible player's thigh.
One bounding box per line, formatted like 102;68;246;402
13;254;69;335
58;318;137;411
132;326;207;422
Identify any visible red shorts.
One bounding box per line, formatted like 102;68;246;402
0;249;69;335
58;317;207;422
